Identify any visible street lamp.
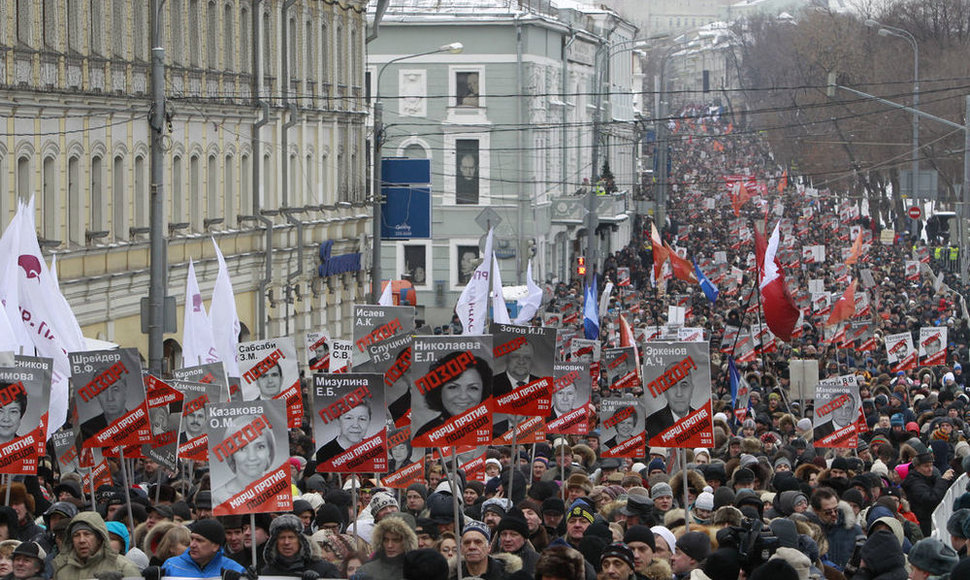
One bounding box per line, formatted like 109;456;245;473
866;19;919;204
370;42;463;304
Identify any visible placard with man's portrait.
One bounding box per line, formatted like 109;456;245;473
640;341;713;448
457;245;480;285
919;327;947;366
70;348;150;450
813;374;863;448
547;362;591;435
142;374;184;471
175;378;225;462
305;331;331;373
237;337;302;428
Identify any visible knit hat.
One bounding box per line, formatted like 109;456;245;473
651;482;673;500
370;492;399;517
482;497;510;518
567;500;595;524
623;525;656;551
462;520;491;542
732;467;754;484
269;513;303;537
842;489;865;509
831;456;850;472
890;413;904;427
796;418;812;433
190;518;226;546
909;538;959;575
676;531;711;562
485;458;502;470
713;486;735;509
402;548;449;580
651;525;677;556
739;454;759;468
770;547;811;580
406;483;428;500
948;509;970;539
495;508;529;539
600;542;635;570
647;457;666;473
695;487;715;511
542;497;565;515
773;457;792;470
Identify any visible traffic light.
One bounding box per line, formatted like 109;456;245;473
576;256;586;276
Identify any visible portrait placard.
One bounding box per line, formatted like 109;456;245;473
70;348;150;449
640;342;714;448
311;373;386;473
814;375;863;448
547;362;591;435
237;337;301;428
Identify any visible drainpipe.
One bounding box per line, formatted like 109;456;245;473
283;102;304;289
252;0;273;339
515;12;525;284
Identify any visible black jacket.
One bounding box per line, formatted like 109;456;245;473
853;529;908;580
901;467;952;536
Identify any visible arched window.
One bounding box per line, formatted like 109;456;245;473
17;0;33;47
16;156;31;203
305;20;313;85
134;155;146;228
319;23;328;88
223;154;234;226
67;0;80;53
262;152;273;208
133;0;146;60
112;155;127;240
223;4;234;71
42;0;57;49
90;155;104;232
68;156;82;245
261;11;271;77
42;156;57;239
89;0;103;55
289;152;298;206
112;0;125;57
288;16;297;80
207;1;218;69
239;5;250;74
240;154;251;215
171;155;183;223
207;154;218;221
190;154;201;230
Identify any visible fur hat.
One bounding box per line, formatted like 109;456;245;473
535;546;585;580
1;483;34;514
740;437;762;454
565;473;592;494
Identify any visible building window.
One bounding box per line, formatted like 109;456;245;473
189;0;201;67
133;0;146;60
239;5;250;74
305;20;313;85
90;0;102;55
112;0;125;57
207;154;218;220
68;156;81;245
67;0;80;53
240;153;251;216
262;11;272;77
456;72;479;107
224;155;234;227
320;153;329;205
42;0;57;49
42;156;56;239
190;154;201;231
224;4;234;71
90;155;104;232
17;0;33;47
403;143;427;159
400;243;430;287
112;155;126;240
319;23;328;87
172;155;183;223
455;140;479;205
288;16;297;80
207;1;218;69
134;155;146;229
170;0;183;64
16;156;30;203
262;152;273;208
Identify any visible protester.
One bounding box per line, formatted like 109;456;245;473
52;512;141;580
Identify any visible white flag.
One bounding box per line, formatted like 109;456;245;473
378;281;394;306
491;255;511;324
456;229;493;335
0;211;32;352
209;238;241;377
513;259;543;324
181;258;219;367
598;281;614;320
5;198;85;436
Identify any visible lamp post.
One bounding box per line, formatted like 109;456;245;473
866;20;919;203
654;41;685;234
370;42;463;304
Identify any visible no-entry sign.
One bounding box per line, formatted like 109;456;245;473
908;206;922;220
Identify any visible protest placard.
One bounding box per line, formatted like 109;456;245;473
641;342;714;448
70;348;150;449
311;373;386;473
237;337;301;428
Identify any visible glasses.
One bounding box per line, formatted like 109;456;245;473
822;507;839;515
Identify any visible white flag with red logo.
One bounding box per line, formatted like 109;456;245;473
182;258;219;367
456;229;493;335
209;238;241;377
491;255;511;324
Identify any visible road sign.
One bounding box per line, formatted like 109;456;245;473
908;206;922;220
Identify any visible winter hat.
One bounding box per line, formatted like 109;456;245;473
406;483;428;500
770;547;811;580
482;497;511;518
713;486;735;509
11;542;46;566
623;525;656;551
841;489;865;510
695;487;715;511
462;520;491;542
768;518;798;549
732;467;755;485
495;508;530;539
370;492;399;517
948;509;970;539
890;413;904;427
647;457;666;473
830;456;850;472
316;503;345;529
402;548;449;580
651;525;677;556
190;518;226;546
269;513;304;537
485;458;502;470
676;531;711;562
796;418;812;433
292;499;314;517
773;457;792;470
651;482;673;500
739;454;759;468
693;448;711;461
542;497;565;515
567;500;595;524
702;547;742;580
600;542;635;570
909;538;959;575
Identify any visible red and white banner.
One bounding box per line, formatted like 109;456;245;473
311;374;386;473
814;375;864;448
641;342;714;448
885;332;917;372
237;337;302;428
919;327;948;367
547;363;592;435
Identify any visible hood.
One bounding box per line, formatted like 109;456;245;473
775;490;806;517
263;515;320;566
105;521;130;553
370;515;418;556
643;558;673;580
65;511;113;559
809;500;856;530
860;529;906;575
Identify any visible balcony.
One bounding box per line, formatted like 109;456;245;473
550;190;629;226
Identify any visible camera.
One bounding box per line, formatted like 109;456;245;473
716;517;779;572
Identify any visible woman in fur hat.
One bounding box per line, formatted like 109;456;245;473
0;484;42;543
357;515;418;580
260;514;340;578
669;470;706;508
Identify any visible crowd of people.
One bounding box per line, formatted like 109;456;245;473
5;101;970;580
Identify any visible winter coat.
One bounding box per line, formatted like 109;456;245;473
451;552;521;580
901;467;953;536
498;541;539;577
851;530;908;580
51;511;142;580
261;520;339;578
807;501;863;570
356;516;418;580
161;547;246;578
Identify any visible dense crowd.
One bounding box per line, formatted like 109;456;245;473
4;102;970;580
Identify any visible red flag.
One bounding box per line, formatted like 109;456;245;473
845;229;864;265
777;171;788;193
754;221;768;278
731;182;751;216
650;223;669;280
759;223;800;341
664;243;698;283
826;279;857;327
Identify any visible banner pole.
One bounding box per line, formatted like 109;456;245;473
560;440;566;502
682;448;690;532
118;447;136;537
508;421;518;502
3;475;9;505
88;469;96;509
352;478;358;543
449;452;463;580
250;513;257;567
155;469;162;503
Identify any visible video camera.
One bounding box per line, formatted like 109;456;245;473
716;517;779;573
